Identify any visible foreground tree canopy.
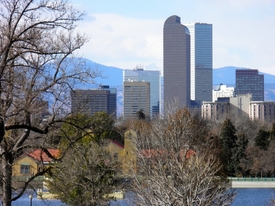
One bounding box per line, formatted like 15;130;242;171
47;113;119;206
128;109;235;206
0;0;98;205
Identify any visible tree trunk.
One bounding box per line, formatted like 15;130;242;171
2;150;13;206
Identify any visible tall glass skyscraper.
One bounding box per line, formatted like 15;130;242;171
163;15;190;110
123;67;160;117
185;23;213;105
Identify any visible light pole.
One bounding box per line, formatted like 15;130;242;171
29;194;33;206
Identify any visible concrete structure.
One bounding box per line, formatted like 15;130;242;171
185;22;213;105
163;15;190;110
201;94;252;121
230;94;252;119
123;66;160;117
202;95;275;122
71;85;117;116
250;101;275;121
213;84;234;102
123;81;150;119
235;69;264;101
230;177;275;188
201;100;230;120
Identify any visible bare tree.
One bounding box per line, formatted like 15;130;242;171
0;0;99;205
128;108;235;206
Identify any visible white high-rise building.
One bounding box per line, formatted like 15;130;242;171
185;23;213;105
123;66;160;117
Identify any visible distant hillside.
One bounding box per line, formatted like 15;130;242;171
213;66;275;85
73;58;123;89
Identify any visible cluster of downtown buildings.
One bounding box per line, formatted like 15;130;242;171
71;15;275;122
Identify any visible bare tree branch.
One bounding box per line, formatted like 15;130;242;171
0;0;100;205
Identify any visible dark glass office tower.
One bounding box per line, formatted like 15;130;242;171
235;69;264;101
163;15;190;110
71;85;117;117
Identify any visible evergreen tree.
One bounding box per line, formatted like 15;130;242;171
136;109;146;120
90;111;116;145
270;122;275;140
220;118;238;176
233;133;248;175
255;128;270;150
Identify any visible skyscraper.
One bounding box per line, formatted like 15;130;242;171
123;66;160;117
99;85;117;116
123;81;150;119
163;15;190;109
235;69;264;101
70;85;117;116
185;23;213;105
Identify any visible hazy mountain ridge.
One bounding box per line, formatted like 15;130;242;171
77;58;275;101
81;58;123;88
213;66;275;85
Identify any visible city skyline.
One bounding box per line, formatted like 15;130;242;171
70;0;275;76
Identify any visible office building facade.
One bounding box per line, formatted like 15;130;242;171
185;23;213;105
71;85;117;116
123;81;150;119
123;67;160;118
201;101;230;120
235;69;264;101
99;85;117;116
202;94;252;121
250;101;275;121
163;15;190;110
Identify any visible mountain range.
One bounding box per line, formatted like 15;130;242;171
79;58;275;101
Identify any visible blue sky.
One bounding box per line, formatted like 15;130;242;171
70;0;275;75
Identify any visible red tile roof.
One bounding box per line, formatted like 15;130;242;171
28;149;59;163
109;140;124;149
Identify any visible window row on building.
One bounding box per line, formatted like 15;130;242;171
202;94;275;121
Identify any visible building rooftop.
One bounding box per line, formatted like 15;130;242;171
28;149;59;163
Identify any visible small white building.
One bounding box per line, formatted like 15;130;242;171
213;84;234;102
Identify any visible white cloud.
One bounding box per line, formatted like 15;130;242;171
76;13;163;71
73;1;275;76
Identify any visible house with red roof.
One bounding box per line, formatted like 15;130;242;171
12;149;59;177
